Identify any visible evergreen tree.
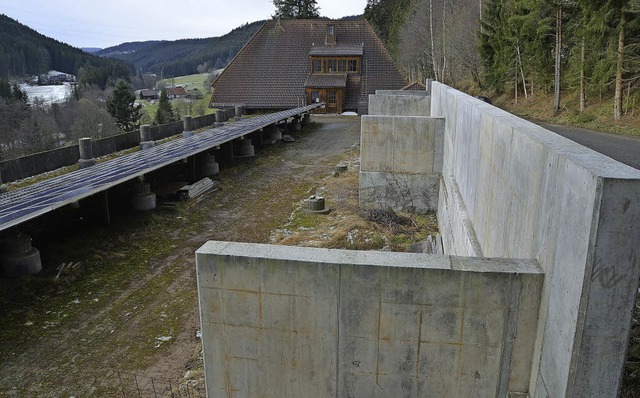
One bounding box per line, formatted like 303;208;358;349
11;84;29;108
154;89;176;125
106;79;140;132
273;0;320;19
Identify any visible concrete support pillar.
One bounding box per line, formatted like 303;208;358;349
269;124;282;143
183;115;194;138
0;234;42;278
140;124;155;150
302;113;311;125
199;152;219;176
78;137;96;168
215;109;225;127
0;171;8;193
236;137;255;157
218;142;234;163
290;118;302;132
131;180;156;211
234;105;245;121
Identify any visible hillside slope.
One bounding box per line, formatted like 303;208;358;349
0;14;131;84
97;21;264;77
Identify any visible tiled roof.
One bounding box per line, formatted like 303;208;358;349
308;43;364;56
210;19;408;111
304;73;348;88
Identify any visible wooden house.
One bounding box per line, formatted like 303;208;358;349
209;20;407;114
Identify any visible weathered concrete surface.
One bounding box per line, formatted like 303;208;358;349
368;93;431;117
431;82;640;397
197;241;543;398
359;115;444;213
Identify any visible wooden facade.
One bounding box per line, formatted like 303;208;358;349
305;88;345;114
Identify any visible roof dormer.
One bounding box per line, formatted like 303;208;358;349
326;24;335;45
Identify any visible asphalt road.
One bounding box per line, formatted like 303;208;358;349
538;122;640;171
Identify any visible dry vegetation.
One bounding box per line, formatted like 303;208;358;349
0;116;440;396
271;151;437;252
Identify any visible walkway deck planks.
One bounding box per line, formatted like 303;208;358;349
0;104;322;232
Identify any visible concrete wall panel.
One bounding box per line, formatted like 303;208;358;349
368;93;431;116
431;82;640;397
197;242;543;398
360;115;444;213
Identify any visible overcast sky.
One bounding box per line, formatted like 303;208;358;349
1;0;367;49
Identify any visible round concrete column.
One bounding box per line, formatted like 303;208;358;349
0;234;42;278
200;152;220;176
0;171;8;193
306;195;330;214
235;105;245;121
140;124;155;150
269;124;282;142
236;137;255;157
78;137;96;168
131;181;156;211
183;116;194;138
302;113;311;125
290;118;302;132
215;109;225;127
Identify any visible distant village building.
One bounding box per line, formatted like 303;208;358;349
37;70;76;85
209;20;408;114
166;86;186;99
139;89;159;100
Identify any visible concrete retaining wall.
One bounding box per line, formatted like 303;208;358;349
359;115;444;213
196;241;543;398
368;92;431;117
431;82;640;397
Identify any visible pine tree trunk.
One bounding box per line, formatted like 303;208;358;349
515;41;528;98
441;0;447;83
553;7;562;115
580;35;585;113
429;0;438;81
614;8;626;121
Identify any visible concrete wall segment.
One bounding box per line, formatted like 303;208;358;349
196;241;543;398
368;93;431;116
430;81;640;397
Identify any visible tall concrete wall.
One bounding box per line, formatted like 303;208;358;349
431;82;640;397
368;92;431;117
196;241;544;398
359;114;444;213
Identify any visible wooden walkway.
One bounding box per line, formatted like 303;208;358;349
0;104;322;232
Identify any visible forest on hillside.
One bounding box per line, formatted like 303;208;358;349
365;0;640;120
0;14;132;89
97;21;264;77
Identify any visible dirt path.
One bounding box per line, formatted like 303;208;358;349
0;115;361;397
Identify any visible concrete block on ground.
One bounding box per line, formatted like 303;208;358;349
196;241;544;398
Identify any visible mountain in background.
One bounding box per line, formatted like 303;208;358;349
81;47;102;53
0;14;132;87
96;21;265;77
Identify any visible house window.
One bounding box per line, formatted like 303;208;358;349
328;90;336;104
327;59;337;72
338;60;347;72
348;59;358;72
312;59;322;72
311;91;320;103
327;25;334;36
